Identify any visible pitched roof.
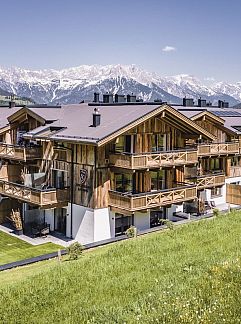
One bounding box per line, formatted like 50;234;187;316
24;103;216;145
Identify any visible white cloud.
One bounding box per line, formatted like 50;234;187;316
204;77;215;81
162;45;176;52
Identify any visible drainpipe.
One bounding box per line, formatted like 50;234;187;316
70;146;74;238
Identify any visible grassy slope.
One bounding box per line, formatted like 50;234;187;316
0;212;241;323
0;230;62;265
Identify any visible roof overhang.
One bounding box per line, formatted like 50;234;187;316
97;104;216;146
7;107;45;125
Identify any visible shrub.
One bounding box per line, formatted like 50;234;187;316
162;219;174;230
125;226;137;238
212;208;220;217
66;242;83;260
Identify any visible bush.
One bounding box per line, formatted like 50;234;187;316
162;219;174;230
66;242;83;260
212;208;220;217
125;226;137;238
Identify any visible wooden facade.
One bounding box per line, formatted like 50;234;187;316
0;103;240;221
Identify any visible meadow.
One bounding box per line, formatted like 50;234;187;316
0;230;61;265
0;211;240;323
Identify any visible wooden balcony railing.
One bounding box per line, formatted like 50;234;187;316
0;143;42;161
196;173;225;190
109;185;197;211
0;180;69;207
228;166;241;178
109;149;198;170
198;142;239;157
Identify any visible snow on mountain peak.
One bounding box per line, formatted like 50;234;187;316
0;64;240;105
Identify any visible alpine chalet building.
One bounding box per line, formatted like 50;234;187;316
0;95;240;244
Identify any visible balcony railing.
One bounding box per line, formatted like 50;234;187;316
0;143;42;161
229;166;241;178
109;149;198;170
109;185;197;211
198;142;239;157
196;173;225;190
0;180;69;207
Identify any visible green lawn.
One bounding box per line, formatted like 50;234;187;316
0;212;241;323
0;230;62;265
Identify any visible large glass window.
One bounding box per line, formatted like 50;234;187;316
152;134;165;152
52;170;66;189
115;213;134;236
210;158;221;171
151;170;165;191
150;209;167;227
115;173;132;193
115;136;125;153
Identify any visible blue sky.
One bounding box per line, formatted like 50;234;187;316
1;0;241;82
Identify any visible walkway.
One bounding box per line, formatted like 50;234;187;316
0;225;75;247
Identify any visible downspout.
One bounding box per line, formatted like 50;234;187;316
70;146;74;238
94;146;97;208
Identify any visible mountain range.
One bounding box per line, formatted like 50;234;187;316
0;64;240;106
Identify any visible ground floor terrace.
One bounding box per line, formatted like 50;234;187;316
1;177;241;245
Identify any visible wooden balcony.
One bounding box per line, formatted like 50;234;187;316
109;185;197;212
228;166;241;178
0;180;69;207
196;173;225;190
109;149;198;170
0;143;42;161
198;142;239;157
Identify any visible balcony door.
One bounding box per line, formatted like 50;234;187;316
52;169;67;189
152;134;167;152
54;208;66;235
115;135;135;153
115;213;134;236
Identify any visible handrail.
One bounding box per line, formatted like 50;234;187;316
109;184;197;198
0;142;41;149
113;147;197;156
0;179;58;193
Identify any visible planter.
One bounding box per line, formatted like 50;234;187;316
14;229;23;235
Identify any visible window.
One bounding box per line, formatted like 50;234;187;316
52;170;66;189
151;170;165;191
115;173;132;193
115;136;125;153
231;157;240;167
115;213;134;236
150;209;167;227
115;135;134;153
152;134;165;152
211;187;222;198
210;158;221;171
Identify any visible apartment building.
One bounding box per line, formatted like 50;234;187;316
0;95;240;244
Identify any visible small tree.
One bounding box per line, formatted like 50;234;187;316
125;225;137;238
67;242;83;260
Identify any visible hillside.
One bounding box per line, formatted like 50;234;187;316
0;211;240;323
0;65;240;105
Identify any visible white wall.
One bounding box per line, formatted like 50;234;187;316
94;208;115;242
167;204;184;221
134;210;150;231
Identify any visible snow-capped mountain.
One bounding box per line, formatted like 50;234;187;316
0;64;239;106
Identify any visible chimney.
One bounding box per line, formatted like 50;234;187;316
93;108;101;127
197;98;206;107
9;101;15;109
126;93;136;103
93;92;100;103
115;94;125;103
218;100;229;108
183;97;194;107
103;93;113;103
